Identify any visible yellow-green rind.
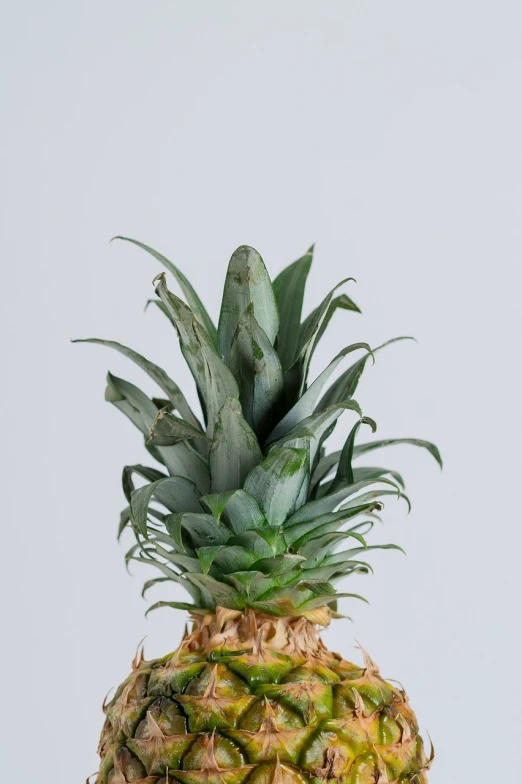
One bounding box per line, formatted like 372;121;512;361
97;632;431;784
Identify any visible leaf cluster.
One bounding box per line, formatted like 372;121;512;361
75;240;441;616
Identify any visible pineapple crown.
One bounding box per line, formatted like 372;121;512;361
75;239;441;622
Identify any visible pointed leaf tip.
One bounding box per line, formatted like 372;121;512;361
218;245;279;363
114;236;217;344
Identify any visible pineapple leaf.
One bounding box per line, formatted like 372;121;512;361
106;373;209;486
223;490;267;533
317;543;406;569
296;593;368;612
309;451;343;495
269;402;362;472
229;303;284;439
317;337;414;412
314;466;406;498
353;438;443;468
294;580;337;596
267;344;370;443
243;447;309;526
285;277;356;401
179;513;231;548
199;491;235;521
223;570;263;595
146;601;205;615
130;477;203;536
141;577;171;597
213;547;258;573
298;531;368;565
353;466;406;489
183;573;245;610
218;245;279;363
205;489;267;535
148;409;208;446
228;529;282;559
130;556;181;582
196;546;225;575
164;513;188;553
300;560;374;581
105;372;156;435
284;507;378;547
73;338;200;427
118;506;131;538
210;398;262;493
122;464;167;503
154;272;239;438
286;480;400;526
152;543;202;572
300;292;361;350
272;246;314;371
250;554;306;576
331;416;377;490
113;237;218;344
342;487;411;513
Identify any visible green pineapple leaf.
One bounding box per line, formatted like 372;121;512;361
243;447;309;526
295;592;368;612
300;291;361;350
196;546;225;575
353;437;443;468
73;337;200;427
218;245;279;363
199;491;235;521
267;344;370;443
285;277;356;401
251;554;306;577
213;546;258;573
113;236;218;344
353;465;406;489
272;246;314;371
164;513;188;553
284;506;379;548
105;371;156;435
204;489;267;535
122;464;167;503
286;480;400;527
317;337;414;412
106;373;210;487
270;403;363;480
183;573;245;610
154;272;239;438
331;416;377;490
151;542;202;572
130;477;203;536
148;409;209;446
229;303;284;440
209;398;262;493
298;531;369;566
141;576;171;597
179;513;231;548
146;600;206;616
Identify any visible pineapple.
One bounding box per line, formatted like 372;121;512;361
78;240;441;784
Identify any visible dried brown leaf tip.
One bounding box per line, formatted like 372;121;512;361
313;746;350;782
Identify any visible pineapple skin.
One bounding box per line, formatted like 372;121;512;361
96;610;431;784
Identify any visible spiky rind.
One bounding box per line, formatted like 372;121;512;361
96;610;432;784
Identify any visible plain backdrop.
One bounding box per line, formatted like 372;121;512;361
1;2;521;781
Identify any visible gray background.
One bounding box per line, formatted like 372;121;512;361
1;2;520;781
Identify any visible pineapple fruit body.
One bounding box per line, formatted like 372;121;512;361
97;610;431;784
